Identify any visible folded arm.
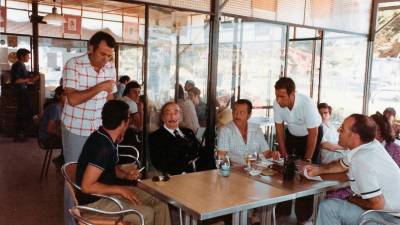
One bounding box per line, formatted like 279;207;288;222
81;164;140;205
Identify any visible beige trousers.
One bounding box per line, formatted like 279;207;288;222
86;186;171;225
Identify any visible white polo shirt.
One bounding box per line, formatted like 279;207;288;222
340;140;400;210
273;93;321;136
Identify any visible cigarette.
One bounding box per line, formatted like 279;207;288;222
139;167;145;172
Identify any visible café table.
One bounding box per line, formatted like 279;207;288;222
233;161;349;225
138;169;295;225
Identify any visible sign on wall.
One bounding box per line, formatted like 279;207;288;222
0;7;6;29
64;15;81;35
123;22;139;43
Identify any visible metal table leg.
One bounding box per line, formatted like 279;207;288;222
232;212;240;225
184;213;191;225
240;210;248;225
261;205;274;225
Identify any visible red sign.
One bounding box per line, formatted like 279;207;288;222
0;7;6;28
64;14;81;35
123;22;139;43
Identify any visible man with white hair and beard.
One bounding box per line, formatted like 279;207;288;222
149;101;199;175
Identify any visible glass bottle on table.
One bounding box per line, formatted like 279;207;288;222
220;154;231;177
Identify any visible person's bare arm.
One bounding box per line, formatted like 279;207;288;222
106;93;114;101
115;166;141;181
275;123;287;157
81;164;140;205
348;195;385;210
263;150;280;160
304;127;318;160
15;74;39;84
321;141;344;151
305;160;347;176
65;80;115;106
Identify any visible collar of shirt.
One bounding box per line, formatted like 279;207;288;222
97;126;117;148
345;140;378;164
290;92;299;112
163;125;183;137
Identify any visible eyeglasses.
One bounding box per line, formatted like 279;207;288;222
338;124;344;133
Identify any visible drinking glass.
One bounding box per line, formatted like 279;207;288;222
214;151;224;170
244;152;258;171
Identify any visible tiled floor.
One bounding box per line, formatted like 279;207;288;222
0;136;64;225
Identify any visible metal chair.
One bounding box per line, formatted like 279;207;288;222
61;162;144;225
38;136;62;181
117;145;141;168
358;209;400;225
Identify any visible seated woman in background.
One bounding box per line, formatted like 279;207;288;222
383;107;400;140
39;86;65;148
38;86;66;165
371;112;400;166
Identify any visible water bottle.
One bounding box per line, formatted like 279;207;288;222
220;154;231;177
283;154;297;180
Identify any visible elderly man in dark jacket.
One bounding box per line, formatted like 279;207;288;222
149;101;199;175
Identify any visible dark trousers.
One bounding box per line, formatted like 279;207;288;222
15;89;33;137
276;128;322;222
285;128;322;164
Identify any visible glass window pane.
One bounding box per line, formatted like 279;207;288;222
320;32;367;123
63;8;81;16
6;0;29;10
81;18;102;40
147;7;210;135
217;18;286;127
38;38;87;98
368;3;400;116
287;40;313;96
118;45;143;84
7;9;32;35
147;7;178;133
103;20;122;42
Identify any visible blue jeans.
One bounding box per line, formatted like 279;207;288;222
317;198;400;225
62;125;89;225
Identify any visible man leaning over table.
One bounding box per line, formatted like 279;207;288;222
306;114;400;225
217;99;279;165
273;77;322;225
76;100;171;225
61;31;117;225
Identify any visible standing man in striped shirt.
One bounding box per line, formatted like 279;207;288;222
61;31;117;163
61;31;117;225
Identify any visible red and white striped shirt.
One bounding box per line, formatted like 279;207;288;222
61;54;116;136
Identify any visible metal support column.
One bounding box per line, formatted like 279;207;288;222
205;0;221;155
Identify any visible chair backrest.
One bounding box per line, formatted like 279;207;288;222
117;145;141;167
61;162;81;205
